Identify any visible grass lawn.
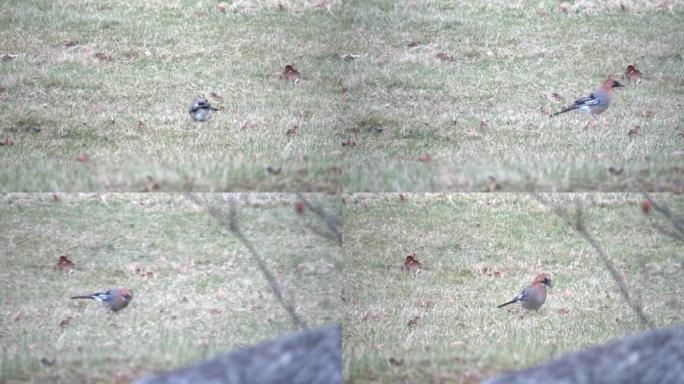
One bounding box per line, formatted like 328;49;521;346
0;193;342;383
339;0;684;192
0;0;343;192
343;193;683;383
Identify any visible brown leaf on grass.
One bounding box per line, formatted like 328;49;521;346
144;175;159;192
294;201;306;215
266;165;282;175
641;200;652;214
1;53;18;61
342;138;356;147
486;176;499;192
52;193;60;202
65;39;78;47
208;92;223;101
115;371;134;384
436;52;453;61
557;308;571;315
463;370;482;384
40;357;56;367
76;154;89;162
388;357;404;366
94;52;111;61
608;166;623;175
628;126;640;137
551;92;563;101
217;3;227;13
479;120;489;131
418;154;432;163
282;64;300;83
625;64;642;83
407;315;420;327
407;41;420;48
286;125;299;136
137;120;145;129
403;254;422;273
56;255;75;271
540;106;553;116
59;316;73;328
328;165;342;175
1;137;15;146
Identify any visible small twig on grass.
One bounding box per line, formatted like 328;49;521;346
184;194;307;330
296;193;342;246
533;194;654;329
643;193;684;242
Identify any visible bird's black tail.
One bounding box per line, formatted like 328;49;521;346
551;105;578;117
497;298;518;308
70;295;94;300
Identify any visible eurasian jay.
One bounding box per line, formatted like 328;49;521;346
403;254;422;274
497;273;552;310
188;96;219;122
551;77;623;117
71;288;133;312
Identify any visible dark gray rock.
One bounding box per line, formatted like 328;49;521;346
483;327;684;384
137;325;341;384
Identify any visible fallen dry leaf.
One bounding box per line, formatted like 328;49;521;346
94;52;111;61
436;52;452;61
144;175;159;192
342;138;356;147
418;154;432;163
1;53;18;61
407;41;420;48
76;154;89;162
628;126;640;137
608;166;623;176
388;357;404;366
208;92;222;101
1;137;15;146
294;201;306;215
56;255;75;271
640;200;652;214
286;125;299;136
625;64;642;83
266;165;282;175
407;315;421;327
59;317;73;328
65;39;78;47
